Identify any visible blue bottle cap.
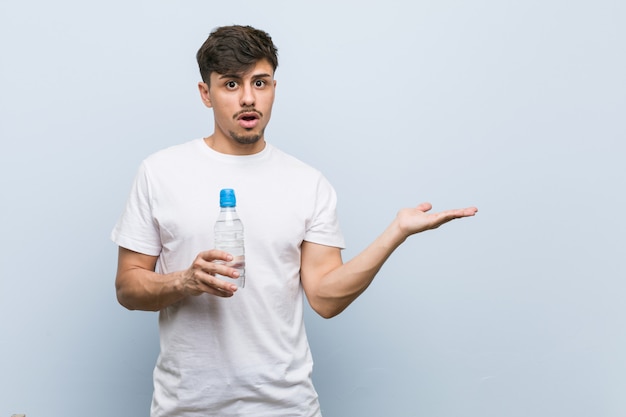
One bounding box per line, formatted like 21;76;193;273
219;188;237;207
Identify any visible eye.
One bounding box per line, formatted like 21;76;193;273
225;81;238;89
254;79;266;88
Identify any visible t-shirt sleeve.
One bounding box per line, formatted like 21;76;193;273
110;161;162;256
304;174;346;249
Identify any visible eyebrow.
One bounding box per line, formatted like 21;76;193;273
218;72;273;80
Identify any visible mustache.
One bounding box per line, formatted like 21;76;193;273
233;108;263;119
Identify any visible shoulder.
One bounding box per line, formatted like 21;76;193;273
266;144;323;177
262;145;338;201
143;139;203;167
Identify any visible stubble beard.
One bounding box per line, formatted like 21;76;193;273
229;129;264;145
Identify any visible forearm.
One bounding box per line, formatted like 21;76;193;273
116;268;187;311
115;246;241;310
306;220;407;318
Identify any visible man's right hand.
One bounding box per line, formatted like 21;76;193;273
115;247;240;312
180;250;240;297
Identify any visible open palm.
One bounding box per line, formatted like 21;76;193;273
396;202;478;236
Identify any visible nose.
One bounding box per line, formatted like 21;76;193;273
240;84;255;107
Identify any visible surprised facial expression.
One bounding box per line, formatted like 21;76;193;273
200;59;277;151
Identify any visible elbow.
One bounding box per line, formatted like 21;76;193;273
116;292;159;312
318;310;340;319
309;300;346;319
115;283;159;312
116;287;137;311
306;289;354;319
115;275;135;310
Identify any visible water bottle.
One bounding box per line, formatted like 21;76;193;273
214;188;245;288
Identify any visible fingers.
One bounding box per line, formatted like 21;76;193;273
185;251;240;297
397;203;478;236
449;206;478;218
199;249;234;263
435;207;478;225
415;202;432;212
466;206;478;215
419;203;477;218
198;268;239;297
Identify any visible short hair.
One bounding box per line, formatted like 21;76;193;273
196;25;279;84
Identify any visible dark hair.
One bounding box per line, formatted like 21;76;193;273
196;25;279;84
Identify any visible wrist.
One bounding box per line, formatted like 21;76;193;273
171;271;188;297
383;217;409;248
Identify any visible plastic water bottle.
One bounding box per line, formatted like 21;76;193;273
214;188;245;288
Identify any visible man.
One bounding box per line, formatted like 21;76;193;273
112;25;477;417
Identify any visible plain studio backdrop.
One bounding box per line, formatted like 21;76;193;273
1;1;624;416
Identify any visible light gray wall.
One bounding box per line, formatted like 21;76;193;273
1;1;625;416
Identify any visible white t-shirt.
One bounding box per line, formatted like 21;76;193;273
111;139;345;417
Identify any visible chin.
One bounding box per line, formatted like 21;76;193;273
230;130;263;145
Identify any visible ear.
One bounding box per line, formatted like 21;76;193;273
198;82;212;108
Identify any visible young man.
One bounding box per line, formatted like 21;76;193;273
112;25;477;417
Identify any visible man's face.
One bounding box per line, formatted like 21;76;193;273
200;59;276;151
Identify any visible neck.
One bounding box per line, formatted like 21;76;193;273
203;134;266;156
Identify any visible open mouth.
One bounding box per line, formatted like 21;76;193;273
237;111;260;121
237;112;260;129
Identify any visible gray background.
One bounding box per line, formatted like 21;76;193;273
1;1;625;416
